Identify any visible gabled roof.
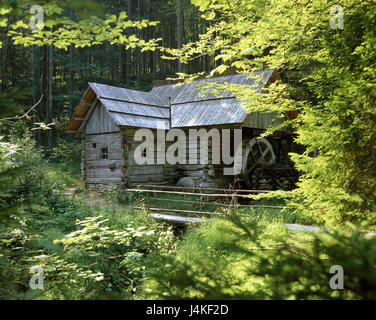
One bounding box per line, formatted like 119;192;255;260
91;83;170;130
67;70;281;133
152;70;274;104
67;83;170;132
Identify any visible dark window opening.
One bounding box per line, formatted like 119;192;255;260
93;143;96;148
101;147;109;159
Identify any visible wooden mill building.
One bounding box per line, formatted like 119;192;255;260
67;70;296;189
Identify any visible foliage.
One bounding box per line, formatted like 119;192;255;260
2;0;376;301
143;216;376;299
50;138;81;164
0;133;42;213
50;216;174;297
1;0;160;50
0;179;175;299
164;0;376;225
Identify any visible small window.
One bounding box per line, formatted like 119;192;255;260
92;143;96;148
142;148;147;158
101;147;109;159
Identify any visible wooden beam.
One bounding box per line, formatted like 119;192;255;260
132;206;222;216
125;188;272;198
98;96;170;109
78;99;98;133
140;184;274;194
149;213;202;225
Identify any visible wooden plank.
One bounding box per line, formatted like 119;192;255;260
126;166;177;175
86;150;121;158
125;188;275;198
141;184;274;194
86;177;122;184
144;207;222;216
108;152;122;160
86;160;123;169
86;147;121;155
127;181;172;187
127;174;173;183
86;168;122;179
86;153;99;161
85;133;122;143
78;99;98;133
86;131;123;137
149;197;284;209
149;213;202;225
86;142;122;149
86;152;122;161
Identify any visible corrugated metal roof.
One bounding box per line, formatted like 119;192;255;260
89;82;169;107
151;70;274;104
89;83;170;130
110;111;170;130
99;99;169;118
68;70;281;132
171;98;247;128
167;70;275;127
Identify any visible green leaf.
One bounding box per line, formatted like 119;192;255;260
210;64;228;76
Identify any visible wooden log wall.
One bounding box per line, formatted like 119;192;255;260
177;126;244;189
84;132;123;187
81;125;295;190
122;127;179;187
81;134;87;187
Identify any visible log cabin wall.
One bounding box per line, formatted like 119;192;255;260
176;125;245;189
122;127;179;187
84;132;123;188
81;99;124;189
81;135;86;187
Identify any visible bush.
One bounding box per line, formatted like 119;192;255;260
142;215;376;300
50;138;81;164
0;189;176;299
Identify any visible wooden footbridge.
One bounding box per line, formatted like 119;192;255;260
126;185;286;225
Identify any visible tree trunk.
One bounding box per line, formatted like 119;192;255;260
126;0;132;86
33;45;41;145
48;39;53;149
176;0;183;73
136;0;142;88
69;44;74;120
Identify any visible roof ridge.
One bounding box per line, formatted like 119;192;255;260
152;69;275;89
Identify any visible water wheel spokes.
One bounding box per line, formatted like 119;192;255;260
241;137;276;187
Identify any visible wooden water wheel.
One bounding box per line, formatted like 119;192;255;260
240;137;276;187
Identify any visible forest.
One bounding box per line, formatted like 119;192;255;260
1;0;376;302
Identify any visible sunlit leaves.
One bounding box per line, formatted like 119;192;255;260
210;64;227;76
215;53;232;62
191;0;211;11
167;0;376;225
3;2;160;51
